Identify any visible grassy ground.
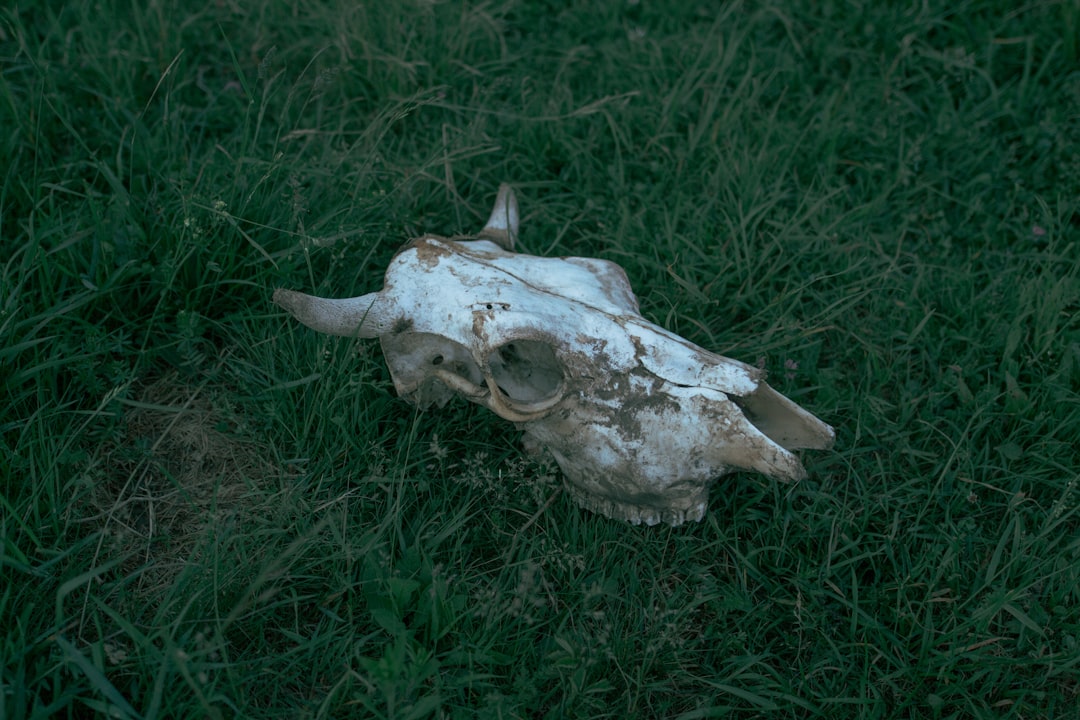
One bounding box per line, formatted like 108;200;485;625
2;0;1078;717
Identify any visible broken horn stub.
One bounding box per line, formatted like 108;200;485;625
273;183;835;526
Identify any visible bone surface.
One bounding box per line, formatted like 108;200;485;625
273;184;835;526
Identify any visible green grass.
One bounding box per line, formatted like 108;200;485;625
2;0;1078;717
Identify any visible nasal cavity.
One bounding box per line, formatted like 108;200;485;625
487;340;563;403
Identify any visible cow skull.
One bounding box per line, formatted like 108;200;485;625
274;185;835;526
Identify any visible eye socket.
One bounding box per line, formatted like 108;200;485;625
487;339;563;404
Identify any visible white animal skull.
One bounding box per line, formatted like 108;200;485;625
274;185;835;525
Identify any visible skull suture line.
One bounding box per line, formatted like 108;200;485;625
274;185;835;526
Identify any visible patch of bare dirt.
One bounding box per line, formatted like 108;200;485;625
87;373;281;602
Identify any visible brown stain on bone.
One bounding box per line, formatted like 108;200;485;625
409;236;455;269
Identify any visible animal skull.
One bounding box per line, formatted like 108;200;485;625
274;185;835;526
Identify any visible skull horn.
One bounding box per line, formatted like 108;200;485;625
272;288;392;338
477;183;519;250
